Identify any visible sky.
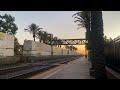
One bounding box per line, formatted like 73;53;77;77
0;11;120;54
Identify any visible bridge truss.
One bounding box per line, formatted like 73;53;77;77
49;39;88;45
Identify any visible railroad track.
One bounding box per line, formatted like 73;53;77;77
0;57;79;79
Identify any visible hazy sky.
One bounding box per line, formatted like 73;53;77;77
0;11;120;54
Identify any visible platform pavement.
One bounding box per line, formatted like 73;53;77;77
41;57;94;79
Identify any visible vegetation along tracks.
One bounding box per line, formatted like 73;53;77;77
0;57;80;79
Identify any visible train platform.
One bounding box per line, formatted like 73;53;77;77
30;57;94;79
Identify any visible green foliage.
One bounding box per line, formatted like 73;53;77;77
104;35;113;46
37;30;43;42
0;14;18;35
65;45;78;51
72;11;90;30
25;23;42;41
36;30;51;44
65;45;69;49
14;37;20;55
91;11;106;79
73;11;91;50
42;31;49;43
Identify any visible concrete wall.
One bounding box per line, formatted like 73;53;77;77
0;32;14;56
23;40;51;56
0;49;14;56
23;40;80;56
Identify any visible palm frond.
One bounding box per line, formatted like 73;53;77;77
72;12;81;17
24;29;28;31
74;17;82;20
73;11;90;30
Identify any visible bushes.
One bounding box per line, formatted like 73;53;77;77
0;55;81;67
0;56;20;66
20;55;81;63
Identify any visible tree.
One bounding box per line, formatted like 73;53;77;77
73;11;95;75
14;37;20;55
73;46;78;51
72;12;92;56
91;11;106;79
25;23;42;41
37;30;43;42
37;30;52;44
65;45;78;55
65;45;69;50
0;14;18;35
72;11;91;46
69;45;73;51
104;36;113;45
72;11;90;31
46;33;52;44
43;31;49;44
65;45;78;51
52;36;62;47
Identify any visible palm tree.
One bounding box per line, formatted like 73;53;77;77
74;47;78;51
72;11;90;32
73;11;91;46
24;23;42;41
42;31;48;44
69;45;72;51
65;45;68;49
72;46;78;51
69;45;77;51
47;33;52;44
91;11;106;79
37;30;50;44
14;37;20;55
72;12;92;59
65;45;70;55
73;11;95;75
37;30;43;43
53;37;58;47
72;46;75;51
65;45;70;50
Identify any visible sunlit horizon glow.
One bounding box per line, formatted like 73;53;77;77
0;11;120;55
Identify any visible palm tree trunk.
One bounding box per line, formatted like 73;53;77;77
33;34;35;41
33;36;35;41
34;37;35;41
89;30;95;75
86;19;95;73
91;11;106;79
